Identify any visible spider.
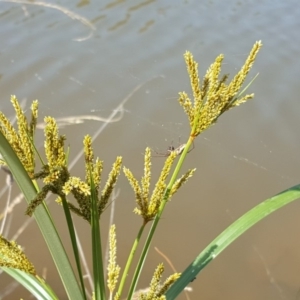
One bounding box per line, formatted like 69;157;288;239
153;141;194;157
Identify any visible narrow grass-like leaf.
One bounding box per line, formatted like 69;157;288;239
165;184;300;299
60;195;87;300
0;131;83;300
117;224;146;299
90;168;106;300
3;267;58;300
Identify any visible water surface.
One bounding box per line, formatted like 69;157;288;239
1;1;300;299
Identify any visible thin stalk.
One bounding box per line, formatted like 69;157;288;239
117;223;146;299
90;169;106;300
126;136;195;300
61;195;87;300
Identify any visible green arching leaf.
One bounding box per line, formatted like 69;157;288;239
2;267;58;300
0;130;83;300
165;184;300;299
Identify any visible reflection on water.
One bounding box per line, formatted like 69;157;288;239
1;0;300;299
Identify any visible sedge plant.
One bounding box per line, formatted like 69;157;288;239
1;40;300;300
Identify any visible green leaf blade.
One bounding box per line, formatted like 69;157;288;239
166;184;300;299
0;131;83;300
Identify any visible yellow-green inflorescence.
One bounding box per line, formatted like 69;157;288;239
137;263;180;300
0;234;36;275
107;224;121;296
0;97;123;222
0;96;38;177
1;41;261;223
26;115;84;216
63;135;122;222
180;40;262;139
22;115;122;222
123;148;195;224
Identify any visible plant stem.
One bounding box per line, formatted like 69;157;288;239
90;169;106;300
61;195;87;300
117;223;146;299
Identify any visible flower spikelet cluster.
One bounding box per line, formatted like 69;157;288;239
43;116;67;184
179;41;262;137
107;224;120;295
123;148;178;224
26;116;72;216
65;135;122;223
99;156;122;215
0;234;36;275
138;263;180;300
0;96;38;177
169;168;196;198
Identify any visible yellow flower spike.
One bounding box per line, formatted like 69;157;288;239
227;40;262;99
44;116;66;170
0;112;23;161
11;96;30;150
141;147;152;208
206;54;224;101
62;177;91;196
26;185;53;216
138;263;178;300
183;52;203;126
169;168;196;199
230;93;254;108
143;263;164;300
65;180;92;222
29;100;38;139
0;234;36;275
0;96;36;176
13;98;35;175
123;167;144;214
83;135;94;165
83;135;103;197
178;92;193;127
156;151;177;185
107;224;120;294
99;156;122;214
151;263;164;293
157;272;181;297
83;134;97;185
184;51;201;102
146;151;177;221
0;112;17;144
92;158;103;190
26;115;72;215
147;181;166;219
113;294;120;300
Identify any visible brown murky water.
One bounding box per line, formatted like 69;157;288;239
1;0;300;299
